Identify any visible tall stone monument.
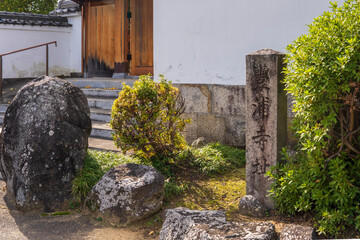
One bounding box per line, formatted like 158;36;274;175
245;49;287;209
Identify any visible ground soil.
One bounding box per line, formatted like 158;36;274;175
2;169;359;240
0;180;158;240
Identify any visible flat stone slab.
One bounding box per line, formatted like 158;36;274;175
280;224;316;240
160;208;277;240
88;137;121;152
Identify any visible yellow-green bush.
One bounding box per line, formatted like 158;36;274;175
110;75;190;162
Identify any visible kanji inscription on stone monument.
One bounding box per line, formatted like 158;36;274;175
246;49;287;209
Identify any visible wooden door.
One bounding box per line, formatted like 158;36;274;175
129;0;153;76
85;2;115;77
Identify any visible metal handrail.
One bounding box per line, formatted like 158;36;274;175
0;41;57;99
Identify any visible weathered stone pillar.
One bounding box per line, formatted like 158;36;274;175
245;49;287;209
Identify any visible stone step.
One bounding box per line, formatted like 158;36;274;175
87;98;115;110
67;78;135;89
0;104;8;113
88;137;120;152
82;88;121;99
90;121;113;139
90;108;112;122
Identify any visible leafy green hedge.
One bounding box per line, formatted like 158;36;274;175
268;0;360;237
0;0;57;14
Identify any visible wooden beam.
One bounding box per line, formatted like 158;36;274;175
114;0;128;73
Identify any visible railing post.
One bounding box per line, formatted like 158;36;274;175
0;56;3;100
46;44;49;76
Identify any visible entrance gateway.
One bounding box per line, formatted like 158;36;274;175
75;0;153;77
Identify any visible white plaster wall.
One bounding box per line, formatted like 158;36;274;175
0;25;71;78
154;0;346;85
67;13;82;74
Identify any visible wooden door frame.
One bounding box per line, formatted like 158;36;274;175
129;0;153;76
81;0;153;77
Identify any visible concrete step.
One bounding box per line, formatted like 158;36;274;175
90;121;113;139
88;137;120;152
82;88;121;99
67;78;135;89
87;98;115;110
90;108;112;122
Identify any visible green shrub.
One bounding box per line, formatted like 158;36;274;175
110;74;190;163
268;0;360;237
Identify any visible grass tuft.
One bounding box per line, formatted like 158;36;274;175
190;143;245;176
72;143;245;204
71;150;139;201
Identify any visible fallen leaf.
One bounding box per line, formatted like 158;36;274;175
148;231;154;236
10;88;13;91
85;86;91;89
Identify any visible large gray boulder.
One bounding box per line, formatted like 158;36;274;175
86;163;164;224
160;208;277;240
0;76;91;212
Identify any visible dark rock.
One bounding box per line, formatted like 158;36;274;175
86;163;164;224
280;224;316;240
0;76;91;212
160;207;277;240
191;137;206;148
239;195;267;217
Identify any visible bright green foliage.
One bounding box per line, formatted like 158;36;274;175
269;0;360;237
110;75;190;161
71;150;139;201
0;0;58;14
188;143;246;176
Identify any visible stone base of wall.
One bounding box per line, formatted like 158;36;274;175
176;84;246;147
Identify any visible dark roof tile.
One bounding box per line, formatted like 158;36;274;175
0;11;72;27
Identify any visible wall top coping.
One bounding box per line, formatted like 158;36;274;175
0;11;72;28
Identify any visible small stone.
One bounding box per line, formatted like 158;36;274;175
280;224;316;240
191;137;206;148
239;195;267;217
86;163;164;224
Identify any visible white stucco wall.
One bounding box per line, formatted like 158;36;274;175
67;13;82;75
154;0;345;85
0;14;82;79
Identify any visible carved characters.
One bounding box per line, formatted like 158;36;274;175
251;60;271;174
